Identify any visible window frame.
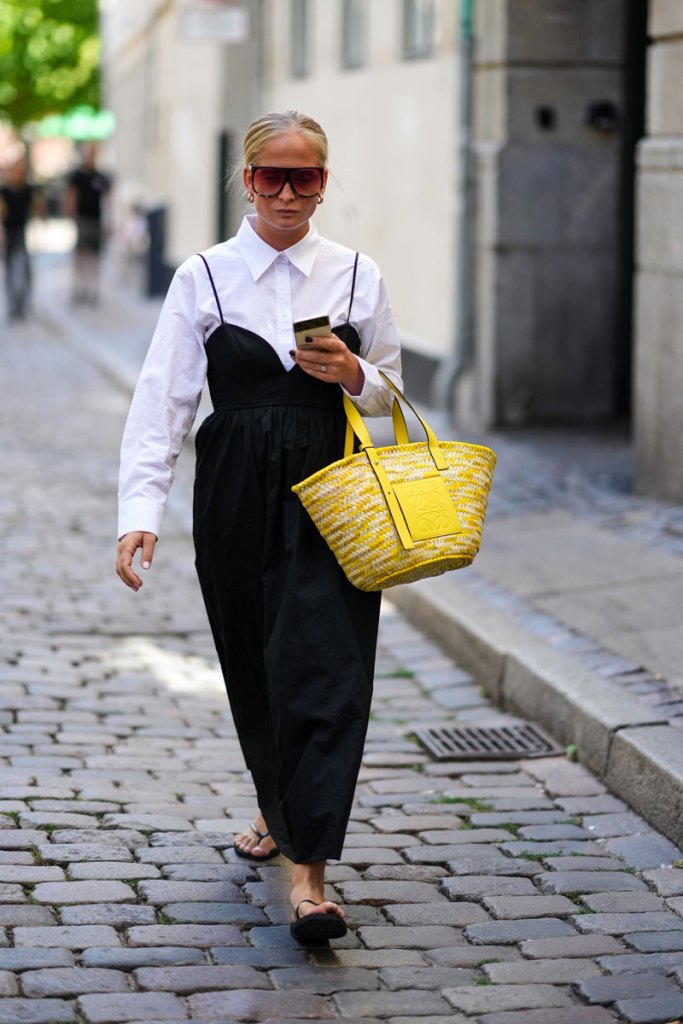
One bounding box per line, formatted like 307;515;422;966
341;0;366;70
402;0;435;60
290;0;310;78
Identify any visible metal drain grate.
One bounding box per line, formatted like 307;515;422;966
415;723;563;761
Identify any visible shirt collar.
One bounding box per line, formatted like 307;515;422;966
236;215;321;281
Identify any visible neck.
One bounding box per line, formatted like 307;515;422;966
252;219;310;251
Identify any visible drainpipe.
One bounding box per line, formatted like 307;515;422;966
432;0;475;418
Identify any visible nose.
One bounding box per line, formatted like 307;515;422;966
279;178;297;200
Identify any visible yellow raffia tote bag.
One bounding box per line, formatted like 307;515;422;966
292;374;497;591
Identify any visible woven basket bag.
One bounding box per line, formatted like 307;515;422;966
292;374;496;591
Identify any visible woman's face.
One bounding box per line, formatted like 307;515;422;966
243;130;327;250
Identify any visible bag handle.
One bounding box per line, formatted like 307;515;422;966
343;372;448;473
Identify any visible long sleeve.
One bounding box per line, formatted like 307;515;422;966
118;266;208;538
343;270;403;417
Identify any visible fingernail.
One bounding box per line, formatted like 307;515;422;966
142;561;150;569
305;335;312;343
288;350;295;357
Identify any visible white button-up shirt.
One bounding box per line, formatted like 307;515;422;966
118;215;403;539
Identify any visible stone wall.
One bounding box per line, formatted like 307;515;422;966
634;0;683;499
457;0;626;429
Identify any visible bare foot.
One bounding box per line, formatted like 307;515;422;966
290;861;345;921
233;814;278;859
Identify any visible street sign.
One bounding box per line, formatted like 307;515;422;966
181;5;250;43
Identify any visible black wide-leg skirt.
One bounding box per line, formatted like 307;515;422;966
193;399;381;863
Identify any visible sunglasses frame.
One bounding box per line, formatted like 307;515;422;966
249;165;325;198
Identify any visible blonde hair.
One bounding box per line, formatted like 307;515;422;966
243;110;328;167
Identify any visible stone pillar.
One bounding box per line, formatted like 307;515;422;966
457;0;626;429
634;1;683;500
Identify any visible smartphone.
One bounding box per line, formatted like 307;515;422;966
293;315;331;349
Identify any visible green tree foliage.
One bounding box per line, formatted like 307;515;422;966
0;0;100;130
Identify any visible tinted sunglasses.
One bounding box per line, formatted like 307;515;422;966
249;166;325;198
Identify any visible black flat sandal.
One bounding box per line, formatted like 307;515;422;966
290;899;348;943
233;822;280;862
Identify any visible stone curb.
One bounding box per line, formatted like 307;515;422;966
391;575;683;848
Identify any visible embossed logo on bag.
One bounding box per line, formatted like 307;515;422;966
393;476;462;541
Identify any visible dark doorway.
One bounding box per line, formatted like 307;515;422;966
616;0;649;416
217;130;232;244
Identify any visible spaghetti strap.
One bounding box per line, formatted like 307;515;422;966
346;252;360;323
197;253;225;323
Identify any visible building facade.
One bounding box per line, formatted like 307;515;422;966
633;0;683;500
100;0;680;498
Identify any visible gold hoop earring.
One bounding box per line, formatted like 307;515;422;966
245;192;254;204
317;194;324;205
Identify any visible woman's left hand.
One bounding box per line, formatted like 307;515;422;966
290;336;365;396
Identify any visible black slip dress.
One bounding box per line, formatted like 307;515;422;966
192;252;382;863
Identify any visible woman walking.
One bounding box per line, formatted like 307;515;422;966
116;111;402;941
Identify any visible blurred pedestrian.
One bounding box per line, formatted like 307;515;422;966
116;110;402;943
64;144;111;305
0;156;35;322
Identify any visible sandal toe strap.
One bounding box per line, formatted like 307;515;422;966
294;899;321;919
248;822;271;841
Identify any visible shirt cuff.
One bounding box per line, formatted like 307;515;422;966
341;358;391;416
118;499;164;541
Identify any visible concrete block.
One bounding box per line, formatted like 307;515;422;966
474;0;508;64
521;935;626;960
540;574;683;640
524;251;616;420
605;727;683;848
633;267;683;501
77;992;187;1022
333;989;448;1017
479;1011;615;1024
577;972;675;1002
637;161;683;272
485;958;601;984
383;903;488;926
507;68;623;147
0;1000;77;1023
625;931;683;952
507;0;623;63
498;144;564;245
21;968;129;997
475;69;507;143
476;510;680;596
651;0;683;38
648;40;683;135
444;982;571;1013
614;993;683;1022
599;951;683;974
573;911;683;935
133;963;270;992
464;919;576;944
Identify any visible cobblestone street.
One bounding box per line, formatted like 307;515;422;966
2;319;683;1023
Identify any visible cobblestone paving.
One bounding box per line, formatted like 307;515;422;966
3;323;683;1022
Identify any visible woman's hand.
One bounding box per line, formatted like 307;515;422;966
290;336;365;396
116;531;157;592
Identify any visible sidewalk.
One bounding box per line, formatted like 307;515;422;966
32;249;683;852
5;307;683;1023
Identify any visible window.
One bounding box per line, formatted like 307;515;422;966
342;0;365;69
291;0;310;78
403;0;434;59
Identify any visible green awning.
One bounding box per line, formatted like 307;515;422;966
37;105;115;141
